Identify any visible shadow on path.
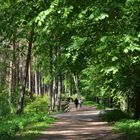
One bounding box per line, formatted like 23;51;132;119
36;103;122;140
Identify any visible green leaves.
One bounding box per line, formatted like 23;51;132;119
65;36;87;63
95;13;109;21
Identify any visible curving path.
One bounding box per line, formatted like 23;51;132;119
36;103;122;140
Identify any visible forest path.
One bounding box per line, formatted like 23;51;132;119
36;103;122;140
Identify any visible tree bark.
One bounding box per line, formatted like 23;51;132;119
8;61;14;113
72;73;80;97
48;45;53;113
8;37;16;113
134;92;140;119
16;23;34;114
35;70;39;95
28;62;33;99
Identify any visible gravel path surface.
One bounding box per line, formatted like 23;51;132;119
36;103;123;140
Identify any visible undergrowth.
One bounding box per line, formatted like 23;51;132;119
83;101;105;109
114;120;140;140
99;109;130;122
0;95;56;140
99;109;140;140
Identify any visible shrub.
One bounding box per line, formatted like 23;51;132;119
24;95;49;114
0;95;54;140
114;120;140;140
99;109;130;122
83;101;105;109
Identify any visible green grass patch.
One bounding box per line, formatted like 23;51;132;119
0;95;56;140
98;109;140;139
114;120;140;140
0;113;56;140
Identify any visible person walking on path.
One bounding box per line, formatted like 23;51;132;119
78;98;82;108
74;98;79;108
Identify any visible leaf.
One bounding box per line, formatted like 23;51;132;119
112;56;118;61
89;13;94;19
95;13;109;21
123;48;129;53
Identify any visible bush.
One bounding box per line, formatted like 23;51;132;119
114;120;140;140
24;95;49;114
83;101;95;105
0;113;55;140
99;109;130;122
0;87;10;116
83;101;105;109
0;95;54;140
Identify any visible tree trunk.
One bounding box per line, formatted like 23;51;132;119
48;45;53;113
38;72;40;95
42;77;45;95
16;23;34;114
8;61;13;113
72;73;80;97
28;62;33;99
134;92;140;119
8;37;17;113
70;72;73;96
35;70;39;95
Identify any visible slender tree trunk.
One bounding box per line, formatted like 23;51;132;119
12;37;16;92
16;23;34;114
35;70;38;95
16;57;20;86
70;72;73;96
126;95;130;113
39;72;43;95
72;73;80;97
8;37;17;113
38;71;41;95
28;62;33;99
134;91;140;119
48;45;53;112
19;62;23;84
53;46;59;111
52;79;55;111
42;77;45;95
56;76;61;111
8;61;13;113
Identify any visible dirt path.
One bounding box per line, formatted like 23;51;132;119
36;103;122;140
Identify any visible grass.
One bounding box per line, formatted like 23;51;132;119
0;96;56;140
99;109;130;122
114;120;140;140
13;117;56;140
0;113;56;140
98;108;140;140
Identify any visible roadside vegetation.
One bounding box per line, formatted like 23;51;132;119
83;100;140;140
0;96;56;140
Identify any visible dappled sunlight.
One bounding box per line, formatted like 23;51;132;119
37;106;116;140
42;130;76;135
74;111;100;116
55;110;100;118
87;121;108;125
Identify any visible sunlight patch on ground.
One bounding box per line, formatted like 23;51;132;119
54;121;71;125
87;122;108;125
75;111;100;116
41;130;75;135
41;126;112;135
55;110;100;118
